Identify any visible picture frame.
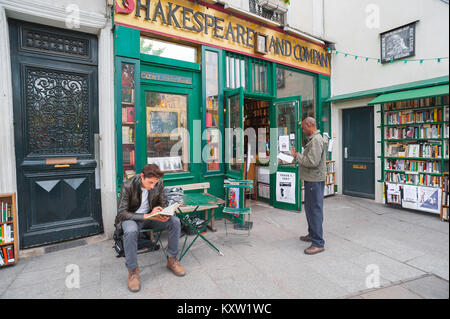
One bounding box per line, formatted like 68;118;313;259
380;21;417;63
255;33;268;55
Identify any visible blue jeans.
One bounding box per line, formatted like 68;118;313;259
122;216;181;270
304;181;325;248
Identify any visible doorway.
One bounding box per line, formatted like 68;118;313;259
9;19;103;248
342;106;375;199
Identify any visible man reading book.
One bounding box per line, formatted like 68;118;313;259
115;164;186;293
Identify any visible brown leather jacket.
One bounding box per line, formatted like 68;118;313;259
115;175;167;231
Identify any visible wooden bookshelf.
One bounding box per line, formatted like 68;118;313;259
380;95;449;215
442;172;449;221
325;160;336;197
0;193;18;267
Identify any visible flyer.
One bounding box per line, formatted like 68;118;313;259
276;172;296;204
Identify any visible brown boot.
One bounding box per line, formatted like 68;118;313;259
128;267;141;292
167;256;186;277
304;245;325;255
299;234;312;242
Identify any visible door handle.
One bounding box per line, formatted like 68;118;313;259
344;147;348;159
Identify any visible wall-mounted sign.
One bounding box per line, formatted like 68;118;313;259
380;22;416;63
255;33;268;55
276;171;296;204
141;71;192;84
352;164;367;170
114;0;331;76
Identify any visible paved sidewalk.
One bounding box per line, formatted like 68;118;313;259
0;195;448;299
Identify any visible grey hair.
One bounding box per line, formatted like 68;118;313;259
302;117;317;128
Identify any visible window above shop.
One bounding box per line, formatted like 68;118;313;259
140;37;198;63
249;0;286;25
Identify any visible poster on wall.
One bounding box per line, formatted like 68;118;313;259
402;185;418;210
417;187;441;214
276;172;296;204
380;22;416;63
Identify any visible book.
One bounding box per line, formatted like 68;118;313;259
145;202;182;220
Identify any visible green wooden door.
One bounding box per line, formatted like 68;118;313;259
271;96;303;211
343;106;375;199
225;88;245;180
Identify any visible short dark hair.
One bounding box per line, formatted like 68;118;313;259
141;164;164;179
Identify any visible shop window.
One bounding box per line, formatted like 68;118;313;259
320;78;331;137
145;92;189;173
226;53;246;89
140;37;197;63
205;50;221;172
277;67;315;121
121;62;136;181
251;61;269;94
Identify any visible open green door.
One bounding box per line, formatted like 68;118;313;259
225;87;245;180
271;96;303;211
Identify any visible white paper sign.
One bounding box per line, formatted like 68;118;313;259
402;185;418;210
277;153;294;163
276;172;296;204
328;139;334;152
279;135;290;152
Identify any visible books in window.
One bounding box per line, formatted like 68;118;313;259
145;203;182;220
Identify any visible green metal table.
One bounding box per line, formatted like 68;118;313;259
176;192;225;261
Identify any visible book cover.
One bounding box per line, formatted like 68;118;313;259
127;107;135;123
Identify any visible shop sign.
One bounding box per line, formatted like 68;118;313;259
141;71;192;84
114;0;331;76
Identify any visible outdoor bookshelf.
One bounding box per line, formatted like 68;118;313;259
379;95;449;216
325;160;336;197
442;172;449;221
0;193;18;267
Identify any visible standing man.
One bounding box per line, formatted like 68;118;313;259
291;117;327;255
115;164;186;293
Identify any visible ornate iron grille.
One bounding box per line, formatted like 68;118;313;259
249;0;285;24
26;67;90;155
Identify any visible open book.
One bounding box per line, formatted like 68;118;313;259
146;202;181;220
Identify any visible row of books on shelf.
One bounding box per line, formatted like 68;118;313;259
385;172;442;187
385;107;448;124
1;202;12;223
442;174;449;220
326;161;335;173
386;142;445;159
122;126;134;144
385;124;443;139
326;174;335;185
123;148;136;166
324;184;334;197
122;107;135;123
0;245;15;266
0;223;14;244
206;112;219;128
383;96;449;111
385;159;441;174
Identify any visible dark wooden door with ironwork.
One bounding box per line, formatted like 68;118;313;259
343;106;375;199
9;20;103;248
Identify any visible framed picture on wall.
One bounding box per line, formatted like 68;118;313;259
380;21;417;63
255;33;268;55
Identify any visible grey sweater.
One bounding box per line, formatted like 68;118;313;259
294;130;327;182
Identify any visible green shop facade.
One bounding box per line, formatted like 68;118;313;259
113;0;332;214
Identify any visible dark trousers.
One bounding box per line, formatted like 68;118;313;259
122;216;181;270
304;181;325;248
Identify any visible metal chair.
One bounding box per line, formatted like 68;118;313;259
223;179;254;236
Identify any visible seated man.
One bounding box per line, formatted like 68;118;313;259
115;164;186;293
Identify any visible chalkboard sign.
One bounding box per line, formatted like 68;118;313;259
147;110;179;135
